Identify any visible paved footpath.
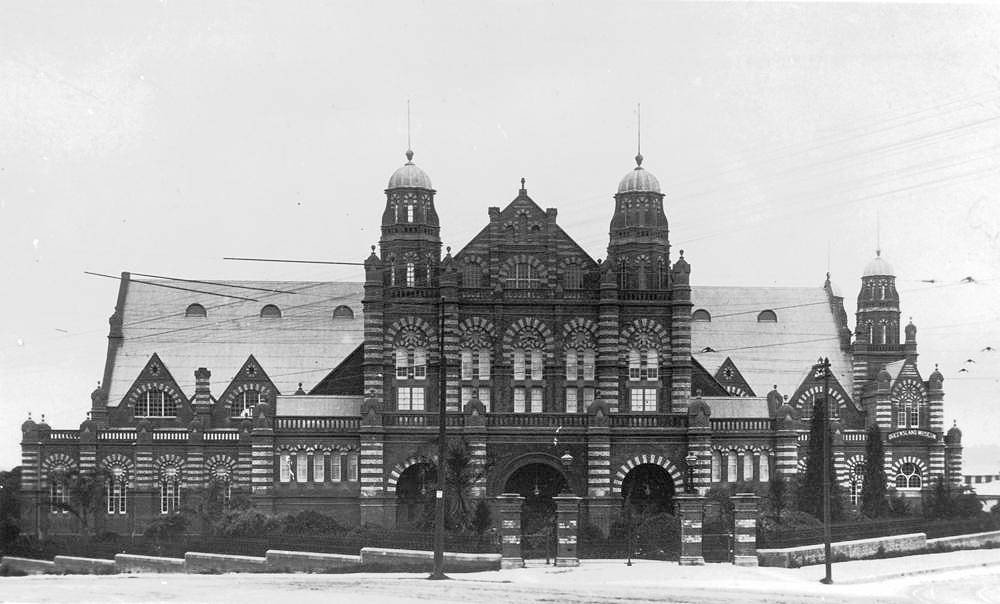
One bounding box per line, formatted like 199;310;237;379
2;550;1000;603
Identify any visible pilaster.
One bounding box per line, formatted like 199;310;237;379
731;493;760;566
675;494;705;566
552;494;582;567
496;493;525;569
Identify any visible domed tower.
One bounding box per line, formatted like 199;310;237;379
851;250;906;398
606;153;671;290
379;149;441;288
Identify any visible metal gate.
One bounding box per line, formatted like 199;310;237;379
702;532;733;563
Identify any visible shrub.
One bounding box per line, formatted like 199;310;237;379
634;513;679;560
144;514;188;542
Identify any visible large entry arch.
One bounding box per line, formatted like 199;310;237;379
503;461;569;560
394;461;437;528
620;463;676;515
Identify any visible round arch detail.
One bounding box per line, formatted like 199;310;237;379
386;455;437;494
612;454;683;495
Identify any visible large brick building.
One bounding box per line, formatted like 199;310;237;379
19;148;963;536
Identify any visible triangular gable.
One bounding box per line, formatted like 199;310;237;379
108;353;191;425
893;358;922;385
714;357;756;397
691;357;729;397
310;344;364;396
787;363;860;420
215;354;279;415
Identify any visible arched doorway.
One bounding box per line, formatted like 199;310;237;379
395;462;437;528
504;463;568;560
621;463;676;516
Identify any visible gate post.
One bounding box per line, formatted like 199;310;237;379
731;493;760;566
552;494;582;567
674;494;706;565
496;493;525;569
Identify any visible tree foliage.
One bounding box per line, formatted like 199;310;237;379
0;468;22;550
52;468;113;536
796;399;845;521
861;423;889;518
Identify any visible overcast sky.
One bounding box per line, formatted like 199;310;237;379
1;2;999;472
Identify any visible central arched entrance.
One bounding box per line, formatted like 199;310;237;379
504;463;568;561
395;461;437;528
621;463;676;515
620;463;678;560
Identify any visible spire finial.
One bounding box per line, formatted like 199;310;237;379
635;102;643;167
406;99;412;161
876;207;881;257
520;177;526;193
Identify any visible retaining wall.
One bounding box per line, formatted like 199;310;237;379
359;547;502;572
53;555;117;575
184;552;268;573
758;533;927;568
265;550;361;573
115;554;186;573
927;530;1000;551
0;556;56;575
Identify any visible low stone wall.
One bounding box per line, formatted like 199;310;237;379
928;530;1000;551
184;552;268;573
265;550;361;573
758;533;927;568
115;554;186;573
53;555;117;575
0;556;57;575
359;548;501;572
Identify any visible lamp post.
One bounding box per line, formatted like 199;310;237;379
625;483;633;567
818;357;833;585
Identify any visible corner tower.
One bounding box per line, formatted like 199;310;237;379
606;154;671;290
851;250;905;396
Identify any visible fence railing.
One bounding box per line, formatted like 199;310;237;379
275;417;361;431
609;414;687;429
710;418;774;432
758;516;1000;549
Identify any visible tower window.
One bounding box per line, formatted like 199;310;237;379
564;264;582;289
463;262;481;288
185;303;207;318
231;389;260;418
895;463;922;490
757;310;778;322
406;263;416;287
507;262;540;289
260;304;281;319
135;388;177;418
407;204;414;223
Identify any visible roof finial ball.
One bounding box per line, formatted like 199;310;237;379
405;148;414;163
635;153;643;167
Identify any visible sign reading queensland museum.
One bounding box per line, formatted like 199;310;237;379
887;428;937;442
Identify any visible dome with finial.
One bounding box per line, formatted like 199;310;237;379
37;413;51;431
387;149;433;190
617;154;661;194
930;363;944;383
905;318;917;340
863;250;895;277
946;420;962;443
21;412;37;433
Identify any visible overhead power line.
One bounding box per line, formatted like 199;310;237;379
129;272;301;295
224;257;366;266
84;272;259;302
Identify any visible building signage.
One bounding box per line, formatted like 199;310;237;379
887;428;937;442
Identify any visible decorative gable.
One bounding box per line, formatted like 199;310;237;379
714;357;756;397
788;363;864;428
215;355;278;419
109;353;190;426
691;357;729;397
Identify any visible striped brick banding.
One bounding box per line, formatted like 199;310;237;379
251;438;274;493
587;438;611;497
359;436;384;497
134;449;154;490
596;301;620;414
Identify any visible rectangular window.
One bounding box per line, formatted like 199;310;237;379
530;351;543;380
478;387;491;412
478;349;491;380
726;453;737;484
583;350;595;381
461;386;473;405
531;388;543;413
628;350;641;380
645;350;659;380
412;349;426;379
406;263;415;287
759;452;770;482
582;387;595;411
461;350;473;380
514;350;526;380
630;388;657;412
406;204;414;223
397;387;425;411
107;481;126;515
742;453;754;482
396;349;408;379
49;482;69;513
347;453;359;482
160;481;180;515
279;453;291;483
514;387;526;413
313;454;325;484
565;350;578;381
331;453;343;482
296;454;308;484
565;388;578;414
908;406;919;427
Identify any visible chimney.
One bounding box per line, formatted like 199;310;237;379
194;367;212;423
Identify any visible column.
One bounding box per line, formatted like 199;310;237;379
687;429;712;494
675;494;705;566
731;493;760;567
464;426;488;498
359;431;388;527
250;424;275;511
553;494;582;567
774;429;798;479
496;493;525;569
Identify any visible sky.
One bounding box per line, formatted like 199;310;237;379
1;1;999;472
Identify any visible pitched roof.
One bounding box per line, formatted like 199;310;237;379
104;279;364;407
691;286;853;402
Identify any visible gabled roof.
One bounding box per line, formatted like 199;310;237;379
104;279;364;407
691;285;853;402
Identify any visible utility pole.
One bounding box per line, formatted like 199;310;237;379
820;356;833;584
429;296;449;580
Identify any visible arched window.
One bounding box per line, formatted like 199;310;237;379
757;310;778;323
628;349;658;380
260;304;281;319
759;451;770;482
726;452;737;483
231;389;260;418
463;262;481;288
332;305;354;319
692;309;712;322
49;477;69;513
135;388;177;418
507;262;540;289
657;258;668;289
742;452;754;482
406;263;416;287
396;347;427;411
895;462;922;490
185;303;206;318
106;468;127;514
711;451;722;482
279;452;291;483
849;463;864;505
159;467;181;514
564;264;582;289
460;348;491;381
513;348;544;413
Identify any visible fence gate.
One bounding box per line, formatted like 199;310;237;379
701;531;733;563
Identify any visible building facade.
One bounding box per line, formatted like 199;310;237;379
19;149;963;536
